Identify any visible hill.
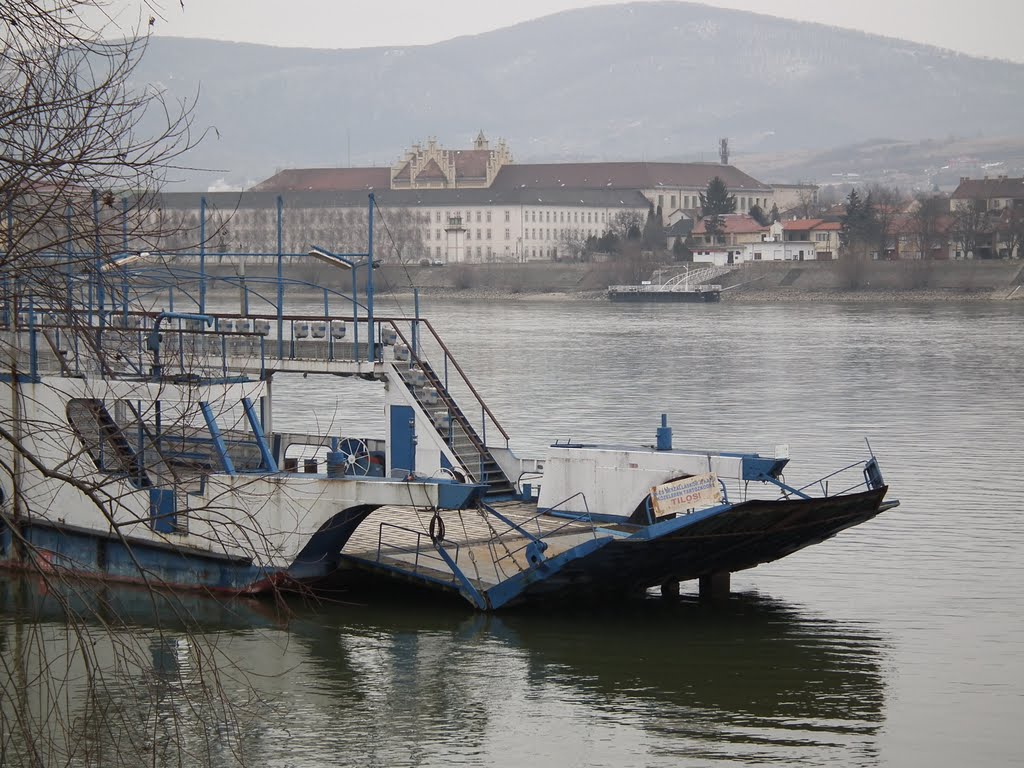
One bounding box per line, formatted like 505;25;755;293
138;1;1024;189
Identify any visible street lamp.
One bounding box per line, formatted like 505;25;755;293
307;245;380;362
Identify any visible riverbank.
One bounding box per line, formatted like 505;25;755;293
204;259;1024;304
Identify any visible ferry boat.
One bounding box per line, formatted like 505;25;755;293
607;266;730;302
0;195;898;609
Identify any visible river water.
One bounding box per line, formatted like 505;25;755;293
3;298;1023;766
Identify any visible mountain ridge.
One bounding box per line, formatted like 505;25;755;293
137;1;1024;189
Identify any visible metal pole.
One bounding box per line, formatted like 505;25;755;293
276;195;283;359
199;196;207;314
351;267;358;356
93;190;104;329
64;206;73;324
4;205;14;327
121;197;129;252
121;198;129;320
367;192;375;362
413;287;420;357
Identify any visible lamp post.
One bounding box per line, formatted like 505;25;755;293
307;191;380;362
307;246;379;362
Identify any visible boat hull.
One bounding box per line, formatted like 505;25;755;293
507;487;891;605
0;516;295;595
608;289;721;303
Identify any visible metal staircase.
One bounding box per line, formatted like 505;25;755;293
396;359;515;497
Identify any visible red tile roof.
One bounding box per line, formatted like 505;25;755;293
415;159;447;182
492;162;769;192
251;167;390;192
782;218;824;231
691;214;768;236
452;150;490;180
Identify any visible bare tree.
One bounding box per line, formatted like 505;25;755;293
950;199;991;259
558;229;587;262
866;184;904;261
795;187;821;219
911;194;948;260
608;210;645;241
997;204;1024;259
0;5;288;767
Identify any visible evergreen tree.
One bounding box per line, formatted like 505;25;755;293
642;202;666;250
769;202;780;224
749;203;768;226
699;176;737;217
598;230;621;253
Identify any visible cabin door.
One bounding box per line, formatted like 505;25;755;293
389;405;416;475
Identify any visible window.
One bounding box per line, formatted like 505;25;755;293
436;246;441;257
436;229;441;240
546;211;551;222
425;230;431;241
486;229;492;240
476;246;482;258
505;228;510;240
467;230;473;240
476;211;481;222
754;252;762;260
436;211;441;222
486;210;492;223
560;212;565;223
504;210;510;222
671;195;676;209
658;194;663;209
532;211;537;223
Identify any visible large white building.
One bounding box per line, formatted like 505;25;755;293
156;135;781;263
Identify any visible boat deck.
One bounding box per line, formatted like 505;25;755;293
340;501;604;591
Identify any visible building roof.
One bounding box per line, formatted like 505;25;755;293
491;162;770;192
782;218;824;231
691;214;768;236
666;218;694;238
415;159;447;182
451;149;490;180
951;176;1024;200
251;167;390;193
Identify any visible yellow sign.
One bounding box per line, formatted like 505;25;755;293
651;473;722;517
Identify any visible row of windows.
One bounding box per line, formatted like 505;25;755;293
655;194;770;211
426;226;600;242
524;210;606;225
425;208;610;226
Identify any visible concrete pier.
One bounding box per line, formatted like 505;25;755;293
699;572;731;601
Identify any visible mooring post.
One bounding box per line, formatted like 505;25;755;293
699;572;731;601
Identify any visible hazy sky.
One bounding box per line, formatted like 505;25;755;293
121;0;1024;63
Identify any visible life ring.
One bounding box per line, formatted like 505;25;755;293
429;512;446;543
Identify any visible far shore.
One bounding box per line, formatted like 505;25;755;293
202;259;1024;306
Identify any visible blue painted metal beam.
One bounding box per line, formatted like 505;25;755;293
433;543;488;610
241;396;278;473
199;401;236;475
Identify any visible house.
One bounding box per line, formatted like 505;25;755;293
781;219;842;260
689;214;768;247
950;176;1024;213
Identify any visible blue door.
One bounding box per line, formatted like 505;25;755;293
389;405;416;475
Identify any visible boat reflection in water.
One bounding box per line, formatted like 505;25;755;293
1;577;888;767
